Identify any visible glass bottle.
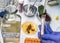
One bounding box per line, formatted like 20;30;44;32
1;13;21;43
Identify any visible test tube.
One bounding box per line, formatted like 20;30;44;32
41;15;46;36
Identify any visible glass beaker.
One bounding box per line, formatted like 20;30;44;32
1;13;21;43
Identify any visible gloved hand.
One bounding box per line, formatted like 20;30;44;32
38;22;60;43
0;10;7;18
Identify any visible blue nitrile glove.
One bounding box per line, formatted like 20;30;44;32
38;22;60;43
41;34;60;43
38;22;53;34
0;10;7;18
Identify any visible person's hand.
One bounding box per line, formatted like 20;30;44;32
38;22;60;43
41;34;60;43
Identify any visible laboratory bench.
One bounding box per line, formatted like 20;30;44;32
0;0;60;43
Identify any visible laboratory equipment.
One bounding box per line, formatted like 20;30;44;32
0;0;18;12
23;4;37;17
0;0;8;12
38;5;44;15
37;0;51;36
23;0;37;17
5;1;18;14
40;15;46;36
47;0;59;6
1;13;21;43
22;21;38;34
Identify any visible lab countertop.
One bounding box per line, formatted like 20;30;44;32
0;0;60;43
18;0;60;43
17;12;41;43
